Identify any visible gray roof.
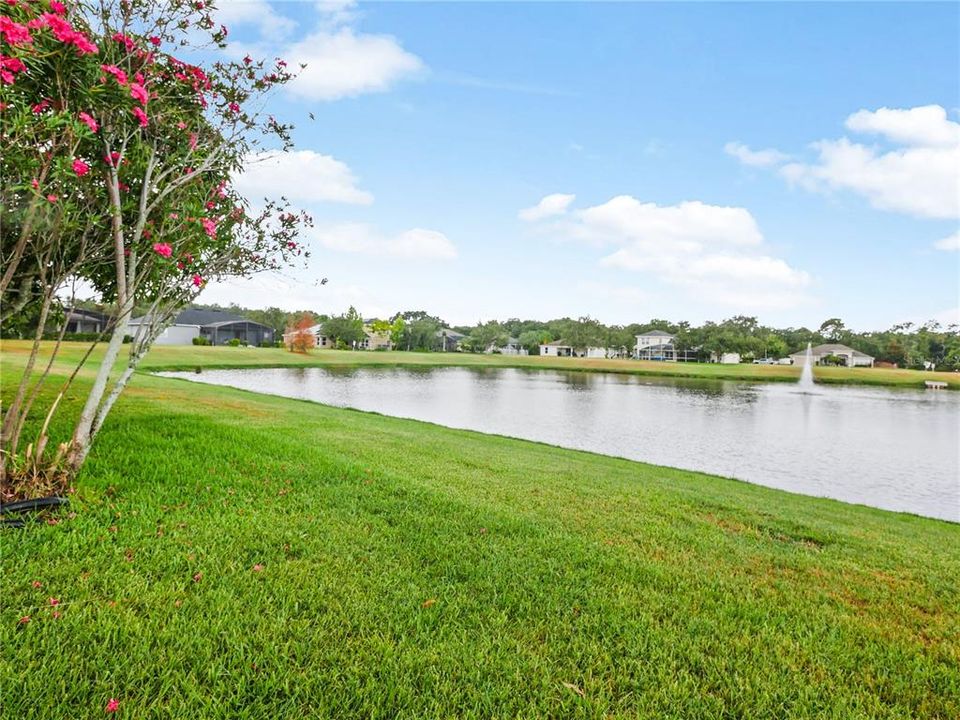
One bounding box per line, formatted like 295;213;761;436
637;330;674;337
174;308;246;326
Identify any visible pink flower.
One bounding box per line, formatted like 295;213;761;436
49;597;59;606
129;82;148;105
0;17;33;46
112;32;135;51
105;698;119;713
32;580;42;588
31;99;50;114
46;194;58;203
131;106;148;127
18;616;30;625
189;133;198;150
228;102;240;114
176;121;187;130
192;275;204;287
200;217;216;238
243;55;252;65
78;111;98;133
104;151;121;167
101;64;127;85
72;159;90;176
70;33;97;55
148;36;161;46
152;242;173;258
0;54;27;77
30;178;38;190
50;1;66;14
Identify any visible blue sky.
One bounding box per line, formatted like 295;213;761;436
205;1;960;330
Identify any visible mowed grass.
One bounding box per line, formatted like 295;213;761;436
1;345;959;718
4;339;958;389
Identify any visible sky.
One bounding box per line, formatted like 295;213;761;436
199;0;960;331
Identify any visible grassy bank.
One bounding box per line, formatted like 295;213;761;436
2;346;959;718
4;339;958;389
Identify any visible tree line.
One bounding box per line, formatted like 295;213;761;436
178;304;960;370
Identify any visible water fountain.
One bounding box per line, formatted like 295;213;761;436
797;342;815;390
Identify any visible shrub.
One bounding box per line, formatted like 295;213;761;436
227;338;243;347
192;337;211;346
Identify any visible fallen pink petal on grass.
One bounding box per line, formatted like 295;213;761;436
105;697;119;713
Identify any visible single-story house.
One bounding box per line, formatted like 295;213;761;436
63;307;112;334
130;308;275;346
635;330;676;361
711;351;741;364
488;337;528;356
436;328;466;352
789;343;875;368
540;341;574;357
539;341;610;358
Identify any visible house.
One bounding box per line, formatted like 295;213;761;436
488;337;528;356
539;341;609;358
62;307;112;334
635;330;676;361
789;343;875;368
130;308;275;346
436;328;466;352
539;341;574;357
359;326;392;351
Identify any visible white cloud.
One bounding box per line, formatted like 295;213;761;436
285;27;423;101
518;193;576;221
214;0;297;42
574;196;763;247
222;1;423;102
525;195;811;309
313;223;457;260
735;105;960;220
724;141;790;167
933;230;960;251
845;105;960;148
233;150;373;205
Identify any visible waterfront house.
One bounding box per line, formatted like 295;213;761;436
635;330;676;361
789;343;875;367
131;308;275;346
540;341;574;357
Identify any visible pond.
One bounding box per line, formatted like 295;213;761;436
159;366;960;522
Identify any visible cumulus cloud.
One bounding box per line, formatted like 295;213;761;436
519;193;576;221
285;27;424;101
215;0;297;42
233;150;374;205
729;105;960;220
723;141;790;167
934;230;960;251
220;0;423;102
524;195;811;309
313;223;457;260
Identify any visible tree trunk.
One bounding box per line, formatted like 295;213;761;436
66;304;131;470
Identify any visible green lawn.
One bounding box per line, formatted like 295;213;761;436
2;344;958;718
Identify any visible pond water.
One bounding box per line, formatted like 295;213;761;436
159;366;960;522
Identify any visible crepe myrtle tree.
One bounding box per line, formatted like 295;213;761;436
0;0;312;488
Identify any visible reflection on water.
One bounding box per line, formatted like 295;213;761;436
159;366;960;522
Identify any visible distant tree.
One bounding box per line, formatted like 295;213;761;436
819;318;846;341
472;320;509;352
518;329;552;354
286;313;315;353
323;306;364;347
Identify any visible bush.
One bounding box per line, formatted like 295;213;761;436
192;336;211;346
227;338;243;347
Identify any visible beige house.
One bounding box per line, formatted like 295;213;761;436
790;343;875;367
